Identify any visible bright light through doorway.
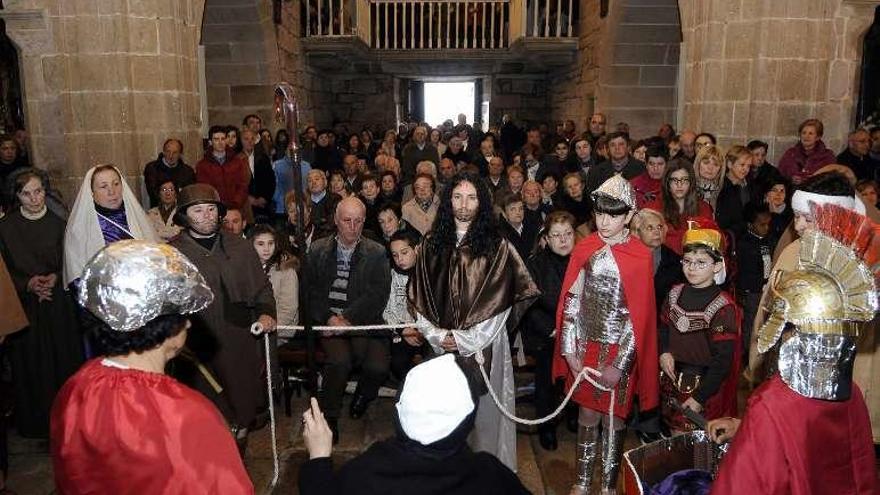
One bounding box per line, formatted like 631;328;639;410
424;82;475;127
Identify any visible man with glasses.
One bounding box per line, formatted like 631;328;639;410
305;196;391;442
836;128;879;181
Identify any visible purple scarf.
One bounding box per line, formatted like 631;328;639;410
95;203;133;244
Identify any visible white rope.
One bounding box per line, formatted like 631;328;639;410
251;324;280;492
472;350;612;426
264;321;619;473
472;350;618;488
272;323;415;334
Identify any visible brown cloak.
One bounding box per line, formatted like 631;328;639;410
408;236;539;332
170;231;276;429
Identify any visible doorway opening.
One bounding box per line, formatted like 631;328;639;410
0;12;25;133
423;82;475;128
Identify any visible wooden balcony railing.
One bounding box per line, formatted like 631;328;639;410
301;0;576;49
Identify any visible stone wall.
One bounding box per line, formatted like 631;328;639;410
549;0;680;140
678;0;879;160
202;0;281;130
548;0;603;131
492;75;549;125
2;0;206;200
310;73;397;132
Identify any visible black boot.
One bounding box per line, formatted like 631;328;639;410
566;406;579;433
538;425;558;451
349;394;371;419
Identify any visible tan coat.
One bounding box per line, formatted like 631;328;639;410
268;262;298;327
401;196;440;235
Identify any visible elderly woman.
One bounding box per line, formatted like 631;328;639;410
777;118;836;185
51;241;253;494
0;171;83;439
631;208;684;311
521;211;577;451
63;164;157;286
147;180;182;242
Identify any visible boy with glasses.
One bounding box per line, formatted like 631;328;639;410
658;225;740;434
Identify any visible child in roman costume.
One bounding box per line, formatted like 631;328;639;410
659;224;740;433
552;175;659;495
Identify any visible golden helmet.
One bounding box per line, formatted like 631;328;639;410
756;230;877;354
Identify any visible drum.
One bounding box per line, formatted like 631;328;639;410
623;431;728;495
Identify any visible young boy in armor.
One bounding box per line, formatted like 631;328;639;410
553;175;659;495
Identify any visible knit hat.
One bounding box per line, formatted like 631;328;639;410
395;354;475;445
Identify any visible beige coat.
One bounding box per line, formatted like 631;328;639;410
268;262;299;327
401;196;440;235
146;206;182;242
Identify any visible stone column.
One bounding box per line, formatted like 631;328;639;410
2;0;205;202
678;0;879;160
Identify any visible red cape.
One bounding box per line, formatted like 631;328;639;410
552;233;660;414
712;375;877;495
51;359;254;495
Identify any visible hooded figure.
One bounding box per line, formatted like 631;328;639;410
63;164;157;286
298;354;530;495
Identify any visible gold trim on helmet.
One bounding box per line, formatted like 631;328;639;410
756;230;878;354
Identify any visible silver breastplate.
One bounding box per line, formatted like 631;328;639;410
581;247;631;344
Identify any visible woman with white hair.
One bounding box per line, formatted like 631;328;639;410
63;164;157;286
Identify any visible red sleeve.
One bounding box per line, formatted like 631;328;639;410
777;148;798;179
711;400;790;495
195;159;210;184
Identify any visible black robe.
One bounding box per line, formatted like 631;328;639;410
0;210;83;438
170;231;276;429
298;412;530;495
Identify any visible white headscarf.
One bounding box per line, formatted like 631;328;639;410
63;165;158;285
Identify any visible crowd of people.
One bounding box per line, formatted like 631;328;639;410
0;109;878;494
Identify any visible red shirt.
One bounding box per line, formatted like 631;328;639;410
51;359;254;494
645;199;716;255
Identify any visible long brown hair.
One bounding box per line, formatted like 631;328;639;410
660;160;699;228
